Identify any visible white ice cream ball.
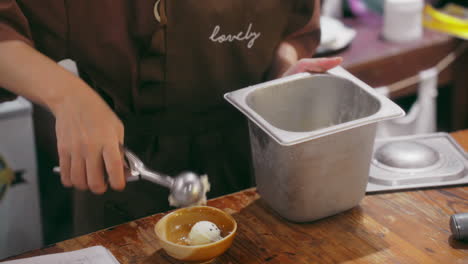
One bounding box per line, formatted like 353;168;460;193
188;221;222;245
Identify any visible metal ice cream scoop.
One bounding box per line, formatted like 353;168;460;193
53;148;209;207
123;148;209;207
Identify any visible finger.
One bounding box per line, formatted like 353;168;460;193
303;57;343;72
70;155;88;191
103;142;125;191
58;147;72;187
282;57;343;77
85;149;108;194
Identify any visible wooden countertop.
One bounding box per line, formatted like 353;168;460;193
335;14;468;130
8;130;468;263
338;13;460;99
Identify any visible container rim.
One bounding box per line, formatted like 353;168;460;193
224;66;405;146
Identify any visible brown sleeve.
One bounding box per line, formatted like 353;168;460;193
0;0;34;102
284;0;321;58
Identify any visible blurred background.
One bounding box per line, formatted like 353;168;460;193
0;0;467;259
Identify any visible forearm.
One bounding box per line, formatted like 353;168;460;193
0;40;99;114
268;42;298;79
268;39;342;79
268;39;314;79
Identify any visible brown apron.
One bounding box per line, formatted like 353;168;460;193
73;0;313;235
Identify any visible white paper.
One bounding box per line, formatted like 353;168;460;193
317;16;356;54
1;246;120;264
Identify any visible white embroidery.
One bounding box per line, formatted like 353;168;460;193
209;23;261;49
154;0;161;22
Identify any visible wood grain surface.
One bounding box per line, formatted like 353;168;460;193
6;130;468;264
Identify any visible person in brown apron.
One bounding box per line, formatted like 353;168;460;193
0;0;341;236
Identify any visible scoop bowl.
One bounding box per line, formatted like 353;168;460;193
154;206;237;263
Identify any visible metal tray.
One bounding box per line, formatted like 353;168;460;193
366;132;468;192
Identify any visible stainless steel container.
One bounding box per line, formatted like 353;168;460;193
224;67;404;222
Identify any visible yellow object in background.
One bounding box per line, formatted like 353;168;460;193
0;156;14;201
423;4;468;39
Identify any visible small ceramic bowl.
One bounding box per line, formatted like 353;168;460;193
154;206;237;263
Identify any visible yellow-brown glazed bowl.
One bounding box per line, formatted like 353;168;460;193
154;206;237;263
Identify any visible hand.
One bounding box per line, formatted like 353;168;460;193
282;57;343;77
0;41;125;194
54;90;126;194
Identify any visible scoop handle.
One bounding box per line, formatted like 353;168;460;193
52;166;140;183
53;148;175;189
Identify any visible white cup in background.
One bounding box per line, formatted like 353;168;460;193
383;0;424;42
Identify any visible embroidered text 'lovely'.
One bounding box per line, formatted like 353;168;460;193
209;23;261;49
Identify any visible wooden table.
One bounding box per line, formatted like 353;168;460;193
7;130;468;263
337;14;468;130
